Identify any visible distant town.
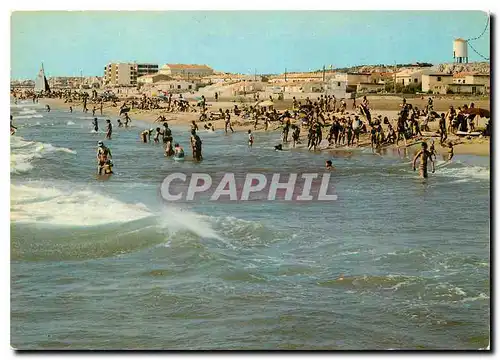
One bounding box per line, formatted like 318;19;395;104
11;59;490;100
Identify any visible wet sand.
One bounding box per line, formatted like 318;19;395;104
42;96;490;157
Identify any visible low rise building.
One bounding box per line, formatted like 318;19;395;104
159;64;214;78
356;82;385;93
465;74;490;93
148;80;200;93
268;72;328;84
447;83;487;95
137;73;172;85
421;73;453;94
395;69;432;86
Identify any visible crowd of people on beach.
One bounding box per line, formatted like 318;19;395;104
11;86;490;179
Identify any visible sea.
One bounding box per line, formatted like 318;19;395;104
10;100;490;350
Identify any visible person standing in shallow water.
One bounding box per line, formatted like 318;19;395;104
248;130;254;147
105;119;112;140
224;110;234;133
439;113;447;145
92;118;98;132
190;130;203;161
412;142;435;179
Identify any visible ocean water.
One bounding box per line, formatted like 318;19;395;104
10;101;490;350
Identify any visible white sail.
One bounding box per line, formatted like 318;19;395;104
34;64;50;92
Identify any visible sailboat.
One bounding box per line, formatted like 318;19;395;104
34;63;50;93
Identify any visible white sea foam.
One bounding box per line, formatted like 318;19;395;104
19;109;37;115
461;293;489;303
66;121;76;125
10;136;77;174
13;114;44;120
10;183;153;226
436;165;490;181
157;207;222;240
10;102;42;108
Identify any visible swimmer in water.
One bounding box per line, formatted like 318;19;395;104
412;141;435;178
153;127;162;144
326;160;335;170
102;159;114;175
105;119;112;140
204;122;215;131
96;141;112;175
174;143;185;158
92;118;99;132
117;119;123;128
10;115;17;135
248;130;254;147
46;105;51;112
69;106;73;113
140;129;149;143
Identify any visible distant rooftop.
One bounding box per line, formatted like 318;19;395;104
163;64;213;70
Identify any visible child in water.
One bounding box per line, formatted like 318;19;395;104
153;127;162;144
326;160;335;170
174;143;185;158
102;159;114;175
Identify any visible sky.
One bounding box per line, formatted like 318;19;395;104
10;11;490;79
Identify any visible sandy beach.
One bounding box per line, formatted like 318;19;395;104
42;95;490;158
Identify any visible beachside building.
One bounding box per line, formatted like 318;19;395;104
265;84;285;94
345;73;372;86
395;69;432;86
201;73;263;85
446;83;487;95
453;72;470;84
421;73;453;94
159;64;214;78
233;81;265;95
370;72;395;82
325;77;347;95
356;83;385;93
149;80;200;93
136;63;159;77
137;73;172;85
104;63;138;86
301;82;326;93
465;74;490;93
331;73;373;92
268;72;328;84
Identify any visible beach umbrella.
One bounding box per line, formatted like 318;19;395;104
461;107;490;118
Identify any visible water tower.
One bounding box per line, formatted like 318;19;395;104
453;38;468;63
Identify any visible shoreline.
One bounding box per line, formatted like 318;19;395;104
40;97;490;158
